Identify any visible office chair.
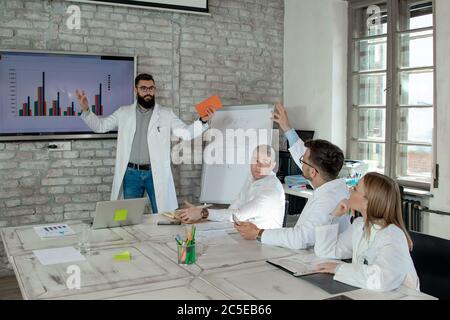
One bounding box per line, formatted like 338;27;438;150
410;231;450;299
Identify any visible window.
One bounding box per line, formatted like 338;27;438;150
348;0;436;189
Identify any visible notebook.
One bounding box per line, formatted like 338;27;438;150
301;273;359;295
267;253;359;295
323;294;354;300
266;253;325;276
195;95;223;118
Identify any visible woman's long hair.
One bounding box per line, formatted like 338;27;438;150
363;172;413;251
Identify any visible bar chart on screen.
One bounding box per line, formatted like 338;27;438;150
0;52;134;135
13;71;105;118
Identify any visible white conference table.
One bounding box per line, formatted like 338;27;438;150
283;184;313;199
0;214;436;300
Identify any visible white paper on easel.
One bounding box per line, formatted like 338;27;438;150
33;247;86;266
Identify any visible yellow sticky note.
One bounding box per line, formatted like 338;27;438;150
114;251;131;262
114;209;128;221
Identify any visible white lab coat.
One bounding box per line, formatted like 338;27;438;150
80;102;208;212
314;217;420;292
261;139;351;249
207;172;285;229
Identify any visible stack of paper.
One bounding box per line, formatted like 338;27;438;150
33;247;86;266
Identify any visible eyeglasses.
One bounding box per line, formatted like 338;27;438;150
137;86;156;93
299;155;319;174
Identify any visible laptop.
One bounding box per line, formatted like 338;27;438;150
91;198;147;230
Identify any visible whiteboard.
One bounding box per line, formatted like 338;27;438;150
200;104;274;204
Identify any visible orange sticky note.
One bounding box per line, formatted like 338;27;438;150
195;95;223;118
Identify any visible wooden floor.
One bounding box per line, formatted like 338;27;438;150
0;276;22;300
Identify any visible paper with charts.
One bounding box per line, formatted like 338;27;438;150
34;224;76;239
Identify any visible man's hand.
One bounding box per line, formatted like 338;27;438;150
200;106;215;122
315;262;341;274
178;201;203;224
235;221;260;240
272;103;293;132
75;90;89;112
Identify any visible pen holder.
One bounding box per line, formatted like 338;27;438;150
177;242;196;265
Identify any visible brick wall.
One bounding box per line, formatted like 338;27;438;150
0;0;284;275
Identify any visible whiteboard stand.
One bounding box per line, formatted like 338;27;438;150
199;104;275;204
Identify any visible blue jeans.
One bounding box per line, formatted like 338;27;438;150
123;167;158;214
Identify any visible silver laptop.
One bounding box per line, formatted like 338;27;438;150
92;198;147;229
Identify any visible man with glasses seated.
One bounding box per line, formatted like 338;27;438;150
76;74;215;214
235;104;351;249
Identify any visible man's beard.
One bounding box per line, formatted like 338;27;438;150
302;169;313;186
137;94;155;109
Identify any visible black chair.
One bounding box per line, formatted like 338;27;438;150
410;231;450;299
282;200;289;227
277;150;301;183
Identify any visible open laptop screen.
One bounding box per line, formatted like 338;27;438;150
92;198;146;229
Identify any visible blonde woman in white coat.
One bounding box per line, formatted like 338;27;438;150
314;172;420;292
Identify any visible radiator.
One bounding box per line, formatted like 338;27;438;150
402;200;426;232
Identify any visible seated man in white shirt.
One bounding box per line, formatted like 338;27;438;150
178;145;285;230
235;104;351;249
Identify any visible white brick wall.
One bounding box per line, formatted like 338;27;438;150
0;0;284;275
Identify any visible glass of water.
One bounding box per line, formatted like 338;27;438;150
78;223;92;255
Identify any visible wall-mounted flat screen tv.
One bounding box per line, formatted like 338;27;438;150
69;0;209;13
0;51;136;141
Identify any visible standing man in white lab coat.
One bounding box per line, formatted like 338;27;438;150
178;145;285;230
76;74;215;213
235;104;351;249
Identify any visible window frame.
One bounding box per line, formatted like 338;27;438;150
347;0;437;190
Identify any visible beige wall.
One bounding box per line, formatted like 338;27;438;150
426;0;450;239
284;0;348;151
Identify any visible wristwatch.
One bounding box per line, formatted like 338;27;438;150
201;208;209;219
199;117;208;124
256;229;264;242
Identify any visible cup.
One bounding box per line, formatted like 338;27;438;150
77;223;92;255
177;242;196;265
196;241;207;257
